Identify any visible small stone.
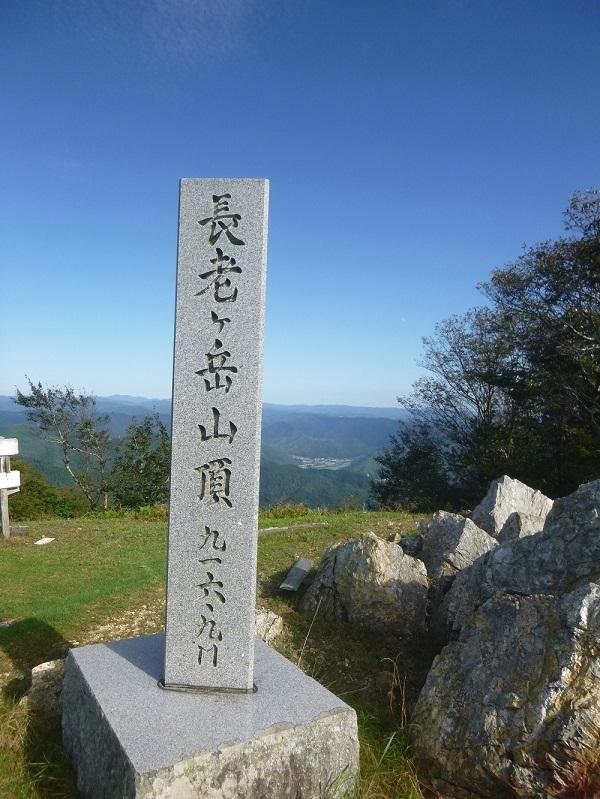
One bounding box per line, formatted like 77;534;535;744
279;558;312;591
254;607;283;644
20;659;65;716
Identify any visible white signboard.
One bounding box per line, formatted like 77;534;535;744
0;471;20;490
0;438;18;456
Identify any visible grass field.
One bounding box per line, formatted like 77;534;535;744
0;509;433;798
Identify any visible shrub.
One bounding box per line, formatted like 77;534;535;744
260;502;316;519
8;459;88;520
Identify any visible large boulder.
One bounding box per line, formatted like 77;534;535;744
411;479;600;798
447;479;600;635
300;532;428;636
418;511;498;632
412;583;600;798
471;475;553;539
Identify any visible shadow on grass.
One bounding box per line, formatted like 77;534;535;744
0;618;77;798
1;618;70;702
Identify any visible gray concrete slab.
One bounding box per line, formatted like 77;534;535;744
62;633;359;799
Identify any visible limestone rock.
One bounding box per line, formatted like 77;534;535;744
418;511;497;631
447;479;600;635
20;658;65;716
412;582;600;798
300;532;428;636
471;474;553;538
254;607;283;644
412;479;600;797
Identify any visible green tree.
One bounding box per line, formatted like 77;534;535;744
480;188;600;492
111;414;171;508
15;379;112;510
371;189;600;510
372;422;458;511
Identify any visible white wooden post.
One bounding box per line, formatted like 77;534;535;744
0;438;20;539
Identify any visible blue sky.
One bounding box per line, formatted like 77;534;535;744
2;0;599;406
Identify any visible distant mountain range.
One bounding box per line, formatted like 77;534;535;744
0;395;407;508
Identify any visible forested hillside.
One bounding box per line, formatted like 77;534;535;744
0;396;394;508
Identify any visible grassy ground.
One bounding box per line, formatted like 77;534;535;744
0;509;434;799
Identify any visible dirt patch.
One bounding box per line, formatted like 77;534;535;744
77;597;165;647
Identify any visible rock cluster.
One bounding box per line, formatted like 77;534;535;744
302;475;600;798
412;479;600;798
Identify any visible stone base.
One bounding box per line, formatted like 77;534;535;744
62;634;359;799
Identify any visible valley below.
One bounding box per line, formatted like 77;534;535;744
0;395;405;509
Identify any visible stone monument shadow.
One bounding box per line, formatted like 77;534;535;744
103;633;164;682
0;617;69;700
0;618;78;799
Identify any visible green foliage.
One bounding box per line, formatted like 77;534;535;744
8;459;88;521
260;501;316;519
85;503;169;520
0;423;75;486
372;424;459;512
15;380;112;509
372;189;600;510
111;414;171;508
335;494;362;512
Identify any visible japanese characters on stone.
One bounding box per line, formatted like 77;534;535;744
194;193;244;670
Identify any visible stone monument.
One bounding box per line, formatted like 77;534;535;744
164;179;267;692
0;437;21;539
62;179;359;798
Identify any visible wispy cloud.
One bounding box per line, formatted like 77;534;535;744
43;0;277;72
142;0;271;63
